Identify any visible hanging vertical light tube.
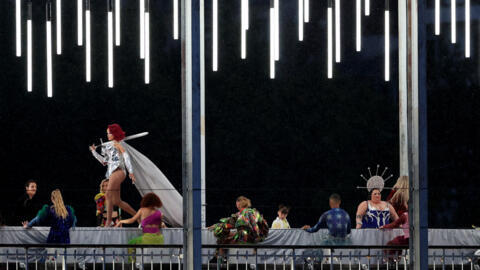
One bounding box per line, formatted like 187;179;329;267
140;0;145;58
298;0;303;41
435;0;440;35
356;0;361;51
274;0;280;61
16;0;21;57
327;0;333;79
245;0;249;30
385;0;390;81
270;0;275;79
85;0;91;82
241;0;247;59
46;1;53;97
365;0;370;16
145;0;150;84
56;0;62;54
451;0;456;43
77;0;83;45
465;0;470;58
115;0;121;46
108;0;114;88
27;0;32;92
335;0;340;62
173;0;178;39
212;0;218;71
304;0;309;23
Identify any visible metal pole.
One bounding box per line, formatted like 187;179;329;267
200;0;207;229
398;0;408;176
404;0;429;268
182;0;203;267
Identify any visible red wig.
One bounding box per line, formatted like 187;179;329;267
108;124;126;141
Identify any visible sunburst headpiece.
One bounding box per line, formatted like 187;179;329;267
360;165;394;192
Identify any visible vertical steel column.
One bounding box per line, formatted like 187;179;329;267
403;0;428;268
182;0;203;267
398;0;408;176
200;0;207;229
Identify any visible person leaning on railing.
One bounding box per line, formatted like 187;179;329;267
380;202;409;260
23;189;77;244
208;196;269;263
301;193;351;243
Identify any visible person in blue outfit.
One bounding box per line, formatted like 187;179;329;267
301;194;351;265
23;189;77;244
355;188;398;229
302;193;351;241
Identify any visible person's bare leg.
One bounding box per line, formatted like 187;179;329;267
105;181;115;226
109;170;137;217
117;200;136;216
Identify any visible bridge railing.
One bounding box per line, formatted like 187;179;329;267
0;244;478;269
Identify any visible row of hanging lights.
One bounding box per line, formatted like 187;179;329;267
15;0;180;96
434;0;470;58
14;0;473;97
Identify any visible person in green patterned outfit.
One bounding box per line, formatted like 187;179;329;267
209;196;269;262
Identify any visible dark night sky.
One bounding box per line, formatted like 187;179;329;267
0;0;478;228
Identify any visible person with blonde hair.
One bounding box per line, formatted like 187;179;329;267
23;189;77;244
211;196;269;244
386;176;409;215
209;196;269;262
95;179;121;226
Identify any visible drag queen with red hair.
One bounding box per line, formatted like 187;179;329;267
90;124;137;226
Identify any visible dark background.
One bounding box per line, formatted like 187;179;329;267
0;0;478;228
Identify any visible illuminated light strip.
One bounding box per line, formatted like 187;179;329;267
241;0;246;59
140;0;145;58
298;0;303;41
435;0;440;35
465;0;470;58
335;0;340;63
327;4;333;78
451;0;456;43
385;9;390;81
86;0;91;82
46;2;53;97
56;0;62;54
16;0;21;57
274;0;280;61
115;0;121;46
173;0;178;39
145;0;150;84
270;2;275;79
245;0;249;30
304;0;309;23
365;0;370;16
356;0;361;51
27;1;32;92
108;1;114;88
78;0;83;46
212;0;218;71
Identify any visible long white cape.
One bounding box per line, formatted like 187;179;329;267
122;142;183;227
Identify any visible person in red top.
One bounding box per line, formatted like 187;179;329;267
380;202;409;259
386;176;409;216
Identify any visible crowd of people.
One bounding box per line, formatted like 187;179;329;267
1;174;409;265
1;123;411;264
